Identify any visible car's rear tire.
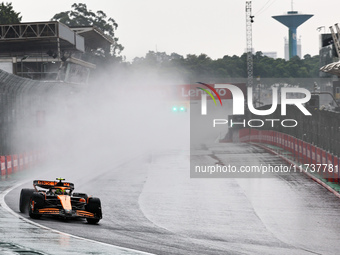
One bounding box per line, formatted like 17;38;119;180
86;197;102;224
28;192;44;219
19;189;35;213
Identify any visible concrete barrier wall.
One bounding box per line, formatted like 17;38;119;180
0;151;45;178
237;128;340;182
244;105;340;157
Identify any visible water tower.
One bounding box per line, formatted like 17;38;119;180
272;4;313;60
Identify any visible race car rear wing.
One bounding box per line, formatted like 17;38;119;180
33;180;75;190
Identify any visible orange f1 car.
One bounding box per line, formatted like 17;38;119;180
19;178;102;224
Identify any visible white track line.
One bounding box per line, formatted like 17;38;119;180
0;181;155;255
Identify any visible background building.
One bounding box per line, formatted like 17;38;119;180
284;37;301;60
0;21;113;84
262;52;277;59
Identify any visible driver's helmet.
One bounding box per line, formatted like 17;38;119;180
55;188;63;195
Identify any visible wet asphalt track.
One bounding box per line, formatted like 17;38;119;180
5;143;340;255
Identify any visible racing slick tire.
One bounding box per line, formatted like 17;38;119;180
28;192;45;219
19;189;35;213
85;197;102;224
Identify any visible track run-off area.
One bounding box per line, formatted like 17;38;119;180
2;143;340;255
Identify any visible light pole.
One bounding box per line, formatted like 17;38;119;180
20;55;29;77
256;77;261;107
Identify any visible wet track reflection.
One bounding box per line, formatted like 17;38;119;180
5;143;340;255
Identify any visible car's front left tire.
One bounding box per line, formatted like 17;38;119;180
86;197;102;224
28;192;44;219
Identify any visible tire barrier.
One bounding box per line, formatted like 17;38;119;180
238;128;340;183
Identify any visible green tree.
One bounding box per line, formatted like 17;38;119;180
129;50;321;82
0;2;22;24
51;3;123;57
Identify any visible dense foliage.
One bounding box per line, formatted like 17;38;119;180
0;2;21;24
51;3;123;57
130;51;321;81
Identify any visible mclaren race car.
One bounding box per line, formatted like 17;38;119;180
19;178;102;224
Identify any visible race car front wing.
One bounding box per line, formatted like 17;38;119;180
36;208;96;218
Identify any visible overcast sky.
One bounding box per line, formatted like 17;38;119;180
10;0;340;61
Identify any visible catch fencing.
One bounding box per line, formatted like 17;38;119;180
237;128;340;183
0;69;80;177
244;105;340;157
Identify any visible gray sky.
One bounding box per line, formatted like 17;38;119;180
10;0;340;61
